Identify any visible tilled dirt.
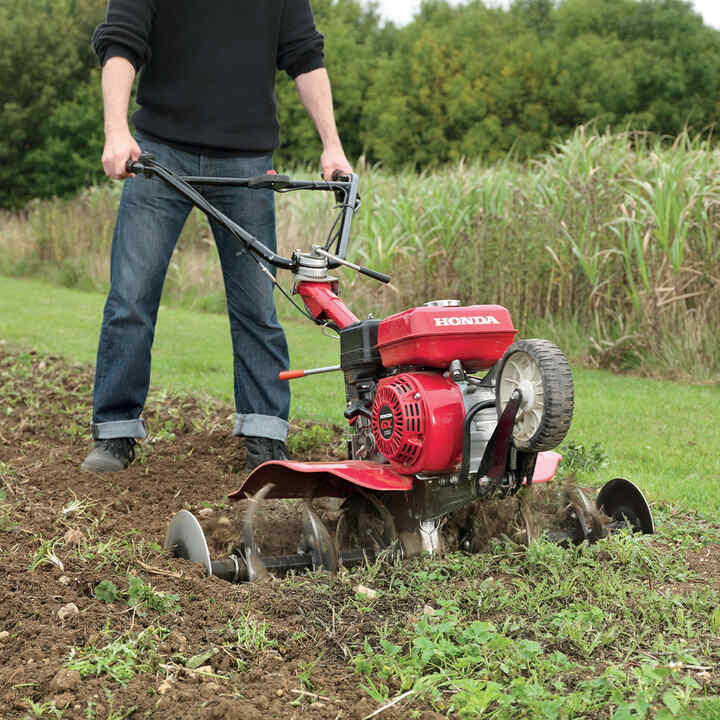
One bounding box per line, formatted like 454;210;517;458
0;345;402;720
1;344;716;719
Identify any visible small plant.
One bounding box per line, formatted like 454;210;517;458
93;576;179;614
226;612;276;653
23;699;64;719
286;424;335;455
66;627;166;686
94;580;121;604
28;537;64;572
557;442;608;478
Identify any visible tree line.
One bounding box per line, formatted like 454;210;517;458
2;0;719;207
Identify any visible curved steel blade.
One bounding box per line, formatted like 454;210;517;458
243;484;274;581
302;493;339;573
597;478;654;534
165;510;212;576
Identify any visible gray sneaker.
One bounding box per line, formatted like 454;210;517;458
81;438;136;472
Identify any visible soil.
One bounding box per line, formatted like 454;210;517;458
0;343;716;719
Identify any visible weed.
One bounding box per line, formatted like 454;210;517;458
23;699;64;719
28;537;64;572
285;424;335;455
66;627;166;686
225;612;276;653
93;576;180;615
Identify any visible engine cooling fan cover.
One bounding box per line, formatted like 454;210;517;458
371;372;465;475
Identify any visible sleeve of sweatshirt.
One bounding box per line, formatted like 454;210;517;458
91;0;155;71
277;0;325;79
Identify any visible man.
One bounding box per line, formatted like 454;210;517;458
82;1;351;473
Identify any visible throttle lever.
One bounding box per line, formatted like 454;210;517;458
313;246;390;284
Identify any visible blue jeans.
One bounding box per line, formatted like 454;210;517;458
91;132;290;442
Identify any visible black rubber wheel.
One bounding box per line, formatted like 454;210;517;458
496;339;574;452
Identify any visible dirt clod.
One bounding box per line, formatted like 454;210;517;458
63;528;85;545
50;669;81;692
57;602;79;623
355;584;378;600
158;680;173;695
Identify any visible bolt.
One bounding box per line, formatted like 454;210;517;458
414;393;421;400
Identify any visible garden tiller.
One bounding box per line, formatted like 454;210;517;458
125;154;655;583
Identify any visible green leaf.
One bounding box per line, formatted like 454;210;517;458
186;648;217;670
662;690;681;716
95;580;120;604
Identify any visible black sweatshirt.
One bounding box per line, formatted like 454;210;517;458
92;0;325;154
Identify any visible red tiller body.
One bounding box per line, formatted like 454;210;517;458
296;281;359;329
377;305;517;371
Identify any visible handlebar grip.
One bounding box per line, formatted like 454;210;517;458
358;266;391;284
126;152;156;176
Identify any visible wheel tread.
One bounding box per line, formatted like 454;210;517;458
497;339;574;452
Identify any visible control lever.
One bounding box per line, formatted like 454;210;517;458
313;246;390;284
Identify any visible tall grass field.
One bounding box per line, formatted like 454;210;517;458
1;127;718;380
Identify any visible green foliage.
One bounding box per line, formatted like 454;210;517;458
93;575;180;614
0;0;106;207
95;579;121;604
285;424;336;455
66;627;166;686
3;0;720;205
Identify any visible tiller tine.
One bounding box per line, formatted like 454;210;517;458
165;486;385;583
546;478;654;546
242;484;274;581
301;493;339;574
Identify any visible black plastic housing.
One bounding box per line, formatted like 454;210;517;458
340;319;382;371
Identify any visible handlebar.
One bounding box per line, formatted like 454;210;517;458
124;153;388;284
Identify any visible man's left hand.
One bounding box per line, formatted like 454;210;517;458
321;146;353;181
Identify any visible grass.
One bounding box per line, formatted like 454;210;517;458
1;275;718;513
0;275;342;422
2;127;719;379
347;511;720;718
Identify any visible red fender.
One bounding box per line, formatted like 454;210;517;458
532;451;562;484
229;461;414;501
229;451;561;501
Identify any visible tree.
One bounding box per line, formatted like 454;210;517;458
0;0;105;206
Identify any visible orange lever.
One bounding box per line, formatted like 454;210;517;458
279;369;307;380
278;365;341;381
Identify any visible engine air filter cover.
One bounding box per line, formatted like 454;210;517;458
371;372;465;475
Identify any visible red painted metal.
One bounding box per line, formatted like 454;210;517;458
296;282;360;330
532;451;561;484
377;305;517;371
229;460;414;500
371;372;465;475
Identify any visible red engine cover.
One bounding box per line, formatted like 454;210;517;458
371;372;465;475
376;305;516;371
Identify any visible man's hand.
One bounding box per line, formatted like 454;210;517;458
102;129;142;180
321;146;353;181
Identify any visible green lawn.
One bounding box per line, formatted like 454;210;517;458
1;275;718;513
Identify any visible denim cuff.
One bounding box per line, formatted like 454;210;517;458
233;414;289;441
92;419;148;440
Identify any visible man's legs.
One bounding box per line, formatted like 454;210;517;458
83;134;196;470
202;154;291;462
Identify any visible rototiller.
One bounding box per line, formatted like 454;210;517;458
125;154;654;583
